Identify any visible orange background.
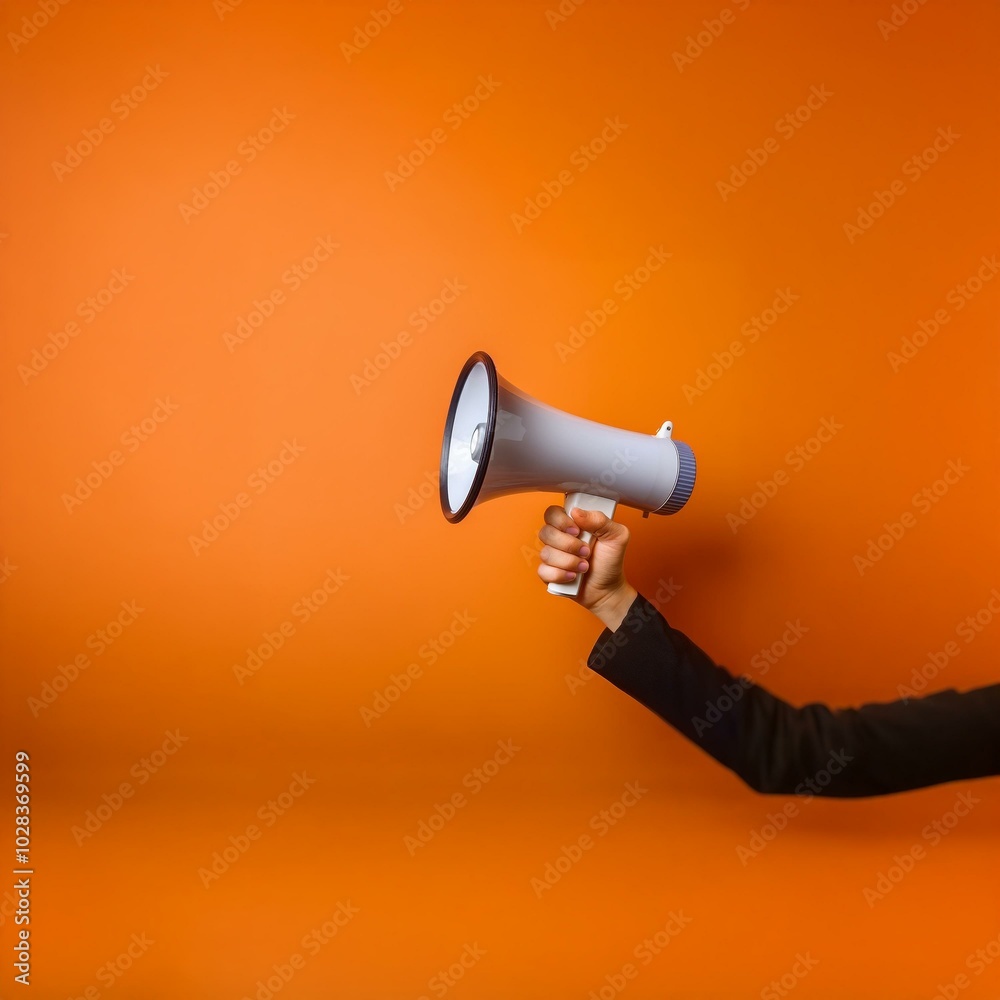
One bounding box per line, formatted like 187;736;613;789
2;0;998;996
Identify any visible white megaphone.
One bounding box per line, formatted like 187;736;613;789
439;351;696;597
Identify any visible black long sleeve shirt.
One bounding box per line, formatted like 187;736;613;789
587;593;1000;797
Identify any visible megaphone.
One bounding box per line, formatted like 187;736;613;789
439;351;696;597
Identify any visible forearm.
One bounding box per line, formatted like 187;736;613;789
587;592;1000;797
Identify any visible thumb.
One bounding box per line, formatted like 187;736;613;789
569;507;626;542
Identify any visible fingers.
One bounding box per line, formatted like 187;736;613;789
569;507;609;532
570;507;629;545
537;506;590;584
543;504;580;535
537;503;629;597
538;525;589;572
538;522;590;555
539;508;590;557
539;542;589;574
537;561;581;586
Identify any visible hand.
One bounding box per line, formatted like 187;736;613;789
536;505;637;630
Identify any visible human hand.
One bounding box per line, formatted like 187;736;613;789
536;505;637;630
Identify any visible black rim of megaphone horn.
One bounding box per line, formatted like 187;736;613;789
440;350;498;523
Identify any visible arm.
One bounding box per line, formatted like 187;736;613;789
536;506;1000;798
590;591;1000;797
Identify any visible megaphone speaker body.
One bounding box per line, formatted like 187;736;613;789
440;352;695;596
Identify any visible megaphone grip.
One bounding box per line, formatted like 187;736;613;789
547;492;619;598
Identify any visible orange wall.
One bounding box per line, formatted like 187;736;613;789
2;1;998;996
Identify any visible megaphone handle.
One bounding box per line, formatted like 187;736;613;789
547;492;619;598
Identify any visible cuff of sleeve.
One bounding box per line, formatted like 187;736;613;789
587;592;659;673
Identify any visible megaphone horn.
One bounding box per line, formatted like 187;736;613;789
439;351;696;597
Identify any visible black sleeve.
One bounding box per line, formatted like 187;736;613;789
587;592;1000;797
